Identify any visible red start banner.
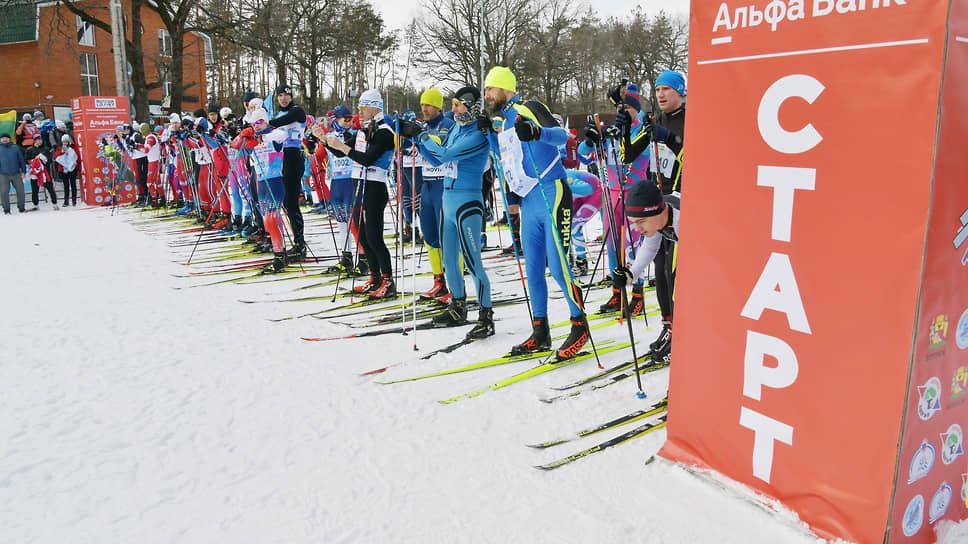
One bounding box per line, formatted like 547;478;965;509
70;96;136;205
658;0;966;542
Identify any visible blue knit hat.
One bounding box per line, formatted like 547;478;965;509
625;83;641;101
332;105;352;118
655;70;686;97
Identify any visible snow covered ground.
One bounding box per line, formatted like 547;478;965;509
1;206;834;543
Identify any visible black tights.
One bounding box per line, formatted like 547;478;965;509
353;180;391;277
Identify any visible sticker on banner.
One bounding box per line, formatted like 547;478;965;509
909;440;935;484
957;309;968;350
917;377;943;420
952;367;967;401
962;474;967;505
929;314;948;350
928;482;952;524
94;98;117;108
903;495;924;537
954;207;968;265
940;424;964;465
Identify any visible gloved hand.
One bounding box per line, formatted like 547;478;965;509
612;265;634;289
583;123;601;145
514;117;541;142
240;127;255;139
603;125;621;139
643;123;671;143
615;109;633;129
476;114;492;135
399;120;423;139
607;82;625;107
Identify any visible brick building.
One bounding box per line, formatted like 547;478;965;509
0;0;210;122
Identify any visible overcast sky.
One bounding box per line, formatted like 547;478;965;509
371;0;691;31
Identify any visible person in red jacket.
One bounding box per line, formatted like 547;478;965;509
16;114;41;150
27;152;58;210
140;124;163;207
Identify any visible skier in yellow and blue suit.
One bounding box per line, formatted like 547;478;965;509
481;66;589;361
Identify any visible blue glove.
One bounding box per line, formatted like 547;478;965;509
645;123;671;143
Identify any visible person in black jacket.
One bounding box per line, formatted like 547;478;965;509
267;84;308;261
324;89;398;299
619;70;685;195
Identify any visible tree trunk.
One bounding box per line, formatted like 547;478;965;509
128;0;149;120
169;25;185;113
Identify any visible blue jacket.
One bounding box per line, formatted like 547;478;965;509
487;95;567;189
0;142;26;175
418;122;489;192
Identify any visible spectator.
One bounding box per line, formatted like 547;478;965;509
0;132;27;214
15;113;40;150
54;134;78;207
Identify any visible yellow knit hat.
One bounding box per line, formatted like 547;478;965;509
484;66;516;93
420;88;444;110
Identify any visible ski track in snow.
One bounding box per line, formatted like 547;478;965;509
1;207;827;543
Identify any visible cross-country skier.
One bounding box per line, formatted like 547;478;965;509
415;88;455;302
481;66;589;361
402;85;495;338
613;180;680;363
325;89;397;299
268;84;308;261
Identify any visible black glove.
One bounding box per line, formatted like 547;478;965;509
399;120;423;139
477;114;492;135
305;138;316;154
612;265;633;289
583;123;600;145
607;80;627;107
514;117;541;142
643;123;672;143
615;109;633;129
603;125;621;139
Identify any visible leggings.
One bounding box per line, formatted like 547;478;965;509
400;164;423;224
31;177;57;206
442;190;491;307
60;171;77;204
353;180;391;277
522;179;583;318
258;176;286;253
281;149;305;244
419;176;443;248
654;237;677;320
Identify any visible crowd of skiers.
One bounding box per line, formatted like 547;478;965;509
48;66;684;363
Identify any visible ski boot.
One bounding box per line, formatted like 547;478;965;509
628;284;645;317
286;240;307;263
599;287;622;313
510;317;551;355
369;274;397;299
212;212;231;230
555;315;590;361
401;223;413;244
420;274;448;300
353;274;379;294
326;251;355;274
260;252;287;275
466;307;495;339
354;255;370;277
650;324;672;363
432;297;468;327
572;257;588;277
175;202;194;216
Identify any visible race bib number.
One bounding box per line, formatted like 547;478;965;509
654;143;677;178
497;129;538;197
423;162;457;179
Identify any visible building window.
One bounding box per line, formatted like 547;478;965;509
159;29;172;58
77;15;95;47
80;53;99;96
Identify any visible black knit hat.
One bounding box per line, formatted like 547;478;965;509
275;83;293;96
242;90;257;104
0;133;10;140
625;181;665;218
207;103;220;113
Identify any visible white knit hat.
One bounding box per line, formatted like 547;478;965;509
358;89;383;111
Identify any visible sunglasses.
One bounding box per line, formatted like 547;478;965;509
341;116;353;122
